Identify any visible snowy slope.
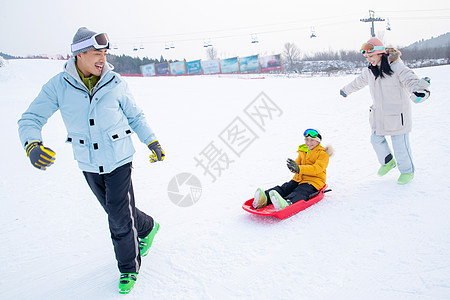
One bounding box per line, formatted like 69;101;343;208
1;59;450;300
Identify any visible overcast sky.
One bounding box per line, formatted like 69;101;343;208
1;0;449;61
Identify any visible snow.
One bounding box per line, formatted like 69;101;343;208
1;59;450;300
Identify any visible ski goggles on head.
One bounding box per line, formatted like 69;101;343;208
71;33;110;53
303;129;321;139
360;42;385;54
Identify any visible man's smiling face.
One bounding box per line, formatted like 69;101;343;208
76;48;107;77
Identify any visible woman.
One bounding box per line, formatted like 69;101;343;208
340;37;430;185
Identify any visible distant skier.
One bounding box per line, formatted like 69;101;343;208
340;37;430;185
253;129;333;211
18;27;164;294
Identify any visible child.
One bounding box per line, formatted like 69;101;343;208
340;37;430;185
253;129;333;211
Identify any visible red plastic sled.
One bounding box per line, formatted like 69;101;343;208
242;185;330;220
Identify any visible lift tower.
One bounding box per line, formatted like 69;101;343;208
360;10;385;37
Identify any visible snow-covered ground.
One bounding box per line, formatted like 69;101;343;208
1;59;450;300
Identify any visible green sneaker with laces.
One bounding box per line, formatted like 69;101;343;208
119;273;137;294
269;190;290;211
139;222;160;257
252;188;267;209
397;173;414;185
377;158;397;176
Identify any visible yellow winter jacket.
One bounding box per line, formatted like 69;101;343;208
292;144;329;190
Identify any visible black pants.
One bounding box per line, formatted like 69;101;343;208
265;180;318;204
83;162;154;274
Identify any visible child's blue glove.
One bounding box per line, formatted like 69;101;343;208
340;90;347;98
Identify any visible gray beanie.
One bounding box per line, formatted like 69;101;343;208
71;27;100;56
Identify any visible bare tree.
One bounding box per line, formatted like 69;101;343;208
206;47;218;60
282;42;301;72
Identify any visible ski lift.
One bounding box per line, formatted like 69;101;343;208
386;19;391;31
310;27;317;38
170;41;175;49
203;38;212;48
164;42;170;50
133;45;138;51
139;43;145;50
251;34;259;44
112;44;119;50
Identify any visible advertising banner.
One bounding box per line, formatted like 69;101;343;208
239;55;260;73
170;61;186;75
186;60;203;75
260;54;283;72
141;63;156;77
220;57;239;74
155;62;170;76
202;59;221;75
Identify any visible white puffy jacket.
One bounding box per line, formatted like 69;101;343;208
342;49;424;136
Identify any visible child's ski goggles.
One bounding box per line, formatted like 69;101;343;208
71;33;110;53
360;42;385;54
304;129;321;139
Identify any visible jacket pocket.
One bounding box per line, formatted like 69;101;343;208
369;106;375;130
383;114;404;131
107;125;135;162
66;133;91;163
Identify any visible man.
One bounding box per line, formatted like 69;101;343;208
18;27;164;294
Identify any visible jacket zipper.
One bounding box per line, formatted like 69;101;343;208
64;75;116;103
91;76;116;101
401;113;404;125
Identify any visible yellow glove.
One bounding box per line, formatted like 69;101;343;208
26;141;56;170
147;140;165;163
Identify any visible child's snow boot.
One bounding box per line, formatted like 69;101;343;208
252;188;267;209
377;158;396;176
139;222;160;257
119;273;137;294
269;190;290;211
397;173;414;185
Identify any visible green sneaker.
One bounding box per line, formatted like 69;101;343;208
269;190;290;211
397;173;414;185
119;273;137;294
377;158;397;176
252;188;267;209
139;222;160;257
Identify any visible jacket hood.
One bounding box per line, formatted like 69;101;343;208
387;47;402;63
64;57;114;89
298;144;334;157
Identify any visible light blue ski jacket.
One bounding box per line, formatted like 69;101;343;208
18;58;157;174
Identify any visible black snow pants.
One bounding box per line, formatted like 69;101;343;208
265;180;318;204
83;162;154;274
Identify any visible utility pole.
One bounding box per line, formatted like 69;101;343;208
360;10;385;37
